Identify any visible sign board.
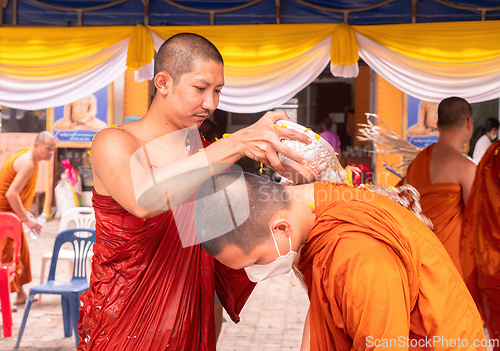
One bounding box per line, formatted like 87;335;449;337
49;84;113;147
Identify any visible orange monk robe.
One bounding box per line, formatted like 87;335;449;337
297;182;485;351
462;140;500;349
0;147;38;292
402;144;465;277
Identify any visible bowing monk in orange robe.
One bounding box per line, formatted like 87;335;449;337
82;33;309;350
0;132;56;305
462;140;500;350
402;97;476;277
195;172;486;350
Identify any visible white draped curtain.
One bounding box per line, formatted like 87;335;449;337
356;33;500;103
1;40;128;110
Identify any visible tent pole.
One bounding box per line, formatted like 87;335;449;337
276;0;281;24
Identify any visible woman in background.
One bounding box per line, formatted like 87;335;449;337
470;117;499;164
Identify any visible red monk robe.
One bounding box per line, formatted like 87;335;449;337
297;182;485;351
402;144;465;277
462;140;500;350
78;135;255;350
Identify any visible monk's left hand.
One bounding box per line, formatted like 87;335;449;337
234;111;312;172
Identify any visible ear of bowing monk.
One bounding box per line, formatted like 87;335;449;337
401;97;477;277
0;131;56;306
195;172;486;351
79;33;311;351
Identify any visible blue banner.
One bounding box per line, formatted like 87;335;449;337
55;130;96;143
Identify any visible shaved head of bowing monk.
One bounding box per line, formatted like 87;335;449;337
195;172;486;351
402;97;477;278
79;33;311;350
0;131;56;306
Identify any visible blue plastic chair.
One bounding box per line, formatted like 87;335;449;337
15;228;95;349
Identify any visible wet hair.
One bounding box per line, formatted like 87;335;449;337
194;172;291;257
469;117;500;157
321;117;332;130
437;97;472;131
34;131;55;144
154;33;223;86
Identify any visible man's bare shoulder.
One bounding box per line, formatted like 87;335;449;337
443;149;475;172
455;153;476;182
432;144;465;162
13;151;36;173
455;152;476;168
92;127;141;156
430;145;472;184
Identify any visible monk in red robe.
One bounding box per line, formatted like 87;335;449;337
402;97;476;277
80;33;310;350
0;132;56;307
195;172;486;350
462;140;500;350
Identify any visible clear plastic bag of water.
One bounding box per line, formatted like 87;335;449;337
22;212;46;240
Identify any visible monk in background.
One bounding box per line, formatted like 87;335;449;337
462;140;500;350
195;172;486;350
0;131;56;307
402;97;476;277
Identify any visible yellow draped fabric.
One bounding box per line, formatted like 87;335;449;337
353;21;500;63
2;21;500;111
331;22;359;65
126;24;155;71
149;24;340;67
2;21;500;78
0;26;132;79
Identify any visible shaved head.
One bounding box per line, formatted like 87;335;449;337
438;97;472;132
33;131;56;161
154;33;224;86
34;131;55;144
195;172;290;257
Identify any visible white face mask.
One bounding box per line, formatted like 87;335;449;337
491;134;498;142
244;227;299;283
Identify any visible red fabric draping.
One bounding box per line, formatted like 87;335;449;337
462;140;500;350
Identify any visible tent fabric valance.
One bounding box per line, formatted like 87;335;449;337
1;21;500;111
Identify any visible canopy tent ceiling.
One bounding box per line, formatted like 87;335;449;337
1;0;500;26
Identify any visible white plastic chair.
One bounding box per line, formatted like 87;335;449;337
39;207;95;302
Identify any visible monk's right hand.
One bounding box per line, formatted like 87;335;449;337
234;111;311;172
25;217;42;235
